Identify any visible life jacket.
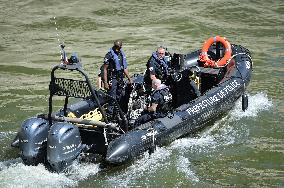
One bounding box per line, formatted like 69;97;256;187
109;48;127;71
151;52;169;77
144;53;169;86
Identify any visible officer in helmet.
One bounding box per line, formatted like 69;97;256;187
103;40;132;113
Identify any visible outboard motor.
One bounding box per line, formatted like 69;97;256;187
18;117;49;165
47;122;83;172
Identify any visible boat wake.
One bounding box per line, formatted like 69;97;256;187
230;92;273;120
0;92;272;187
106;91;273;187
107;147;171;187
0;159;100;188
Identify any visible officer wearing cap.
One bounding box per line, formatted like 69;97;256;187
103;40;132;113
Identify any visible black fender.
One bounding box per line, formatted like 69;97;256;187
106;129;154;164
106;122;168;164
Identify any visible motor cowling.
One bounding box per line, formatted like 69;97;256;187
47;122;83;172
18;117;49;165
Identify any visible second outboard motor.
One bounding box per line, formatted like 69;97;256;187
18;117;49;165
47;122;83;172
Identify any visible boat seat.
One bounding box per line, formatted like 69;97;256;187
198;67;225;93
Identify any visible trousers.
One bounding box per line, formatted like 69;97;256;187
107;78;124;114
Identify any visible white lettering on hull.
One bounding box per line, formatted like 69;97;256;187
186;80;241;115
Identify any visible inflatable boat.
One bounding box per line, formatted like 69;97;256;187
11;36;253;172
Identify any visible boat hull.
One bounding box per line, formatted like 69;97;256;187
12;44;253;170
106;45;252;164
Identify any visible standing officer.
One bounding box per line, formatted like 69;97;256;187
103;40;132;113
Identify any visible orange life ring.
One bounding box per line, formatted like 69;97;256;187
199;36;232;67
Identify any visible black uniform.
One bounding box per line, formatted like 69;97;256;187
104;48;128;113
104;48;127;101
133;86;172;127
144;53;169;91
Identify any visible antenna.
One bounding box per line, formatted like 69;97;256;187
53;16;64;45
52;16;68;64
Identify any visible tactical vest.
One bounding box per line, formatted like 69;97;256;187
106;49;128;80
152;87;172;114
144;53;169;85
109;48;127;71
151;52;168;79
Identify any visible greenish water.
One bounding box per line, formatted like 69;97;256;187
0;0;283;187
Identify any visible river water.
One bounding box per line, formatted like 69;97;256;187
0;0;283;187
